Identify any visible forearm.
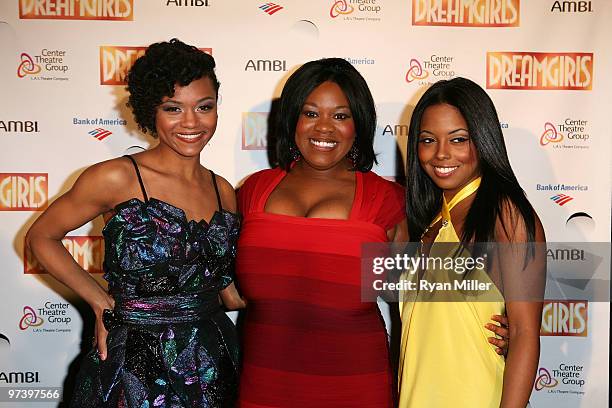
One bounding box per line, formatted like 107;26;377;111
220;283;246;310
27;235;112;312
500;332;540;408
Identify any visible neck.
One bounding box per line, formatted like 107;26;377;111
149;143;202;179
290;158;354;181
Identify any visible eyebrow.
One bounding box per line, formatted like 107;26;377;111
303;102;350;109
161;96;215;104
418;128;469;135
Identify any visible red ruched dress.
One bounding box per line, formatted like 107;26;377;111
236;168;405;407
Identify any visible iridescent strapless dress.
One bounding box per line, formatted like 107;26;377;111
71;156;240;407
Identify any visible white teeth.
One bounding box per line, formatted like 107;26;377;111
435;166;458;174
310;139;337;148
177;133;202;140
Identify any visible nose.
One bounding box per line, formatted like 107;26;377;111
181;109;197;129
435;139;450;160
314;115;334;134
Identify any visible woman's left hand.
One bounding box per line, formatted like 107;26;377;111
486;314;510;356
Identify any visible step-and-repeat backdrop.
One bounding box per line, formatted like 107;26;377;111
1;1;610;406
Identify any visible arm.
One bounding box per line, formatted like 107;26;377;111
215;174;247;310
25;160;132;360
498;207;546;408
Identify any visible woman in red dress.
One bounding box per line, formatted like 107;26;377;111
236;58;408;407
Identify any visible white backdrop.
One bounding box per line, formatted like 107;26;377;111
1;1;610;407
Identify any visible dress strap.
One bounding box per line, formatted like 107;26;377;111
123;155;149;203
210;170;222;211
430;177;481;227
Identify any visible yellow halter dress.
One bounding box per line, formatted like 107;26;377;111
398;178;505;407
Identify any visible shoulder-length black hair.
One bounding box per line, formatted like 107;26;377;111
276;58;377;172
126;38;220;137
406;77;536;244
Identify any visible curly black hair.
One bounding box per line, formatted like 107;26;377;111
126;38;220;136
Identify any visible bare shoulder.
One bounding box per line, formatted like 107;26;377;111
68;157;138;209
211;172;237;212
495;200;545;243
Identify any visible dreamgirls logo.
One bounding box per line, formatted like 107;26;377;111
330;0;381;21
19;0;134;20
242;112;268;150
17;53;41;77
540;300;587;337
24;236;104;274
487;52;593;90
412;0;519;26
100;46;212;85
406;55;455;85
0;173;47;211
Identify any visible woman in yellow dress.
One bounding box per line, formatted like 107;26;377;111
398;77;546;407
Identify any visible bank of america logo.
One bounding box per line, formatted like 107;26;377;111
550;194;574;206
89;128;112;141
259;3;283;15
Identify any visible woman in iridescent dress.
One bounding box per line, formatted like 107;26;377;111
26;39;245;407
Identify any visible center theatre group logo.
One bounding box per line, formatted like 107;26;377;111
534;367;559;390
540;300;587;337
0;173;47;211
242;112;268;150
19;306;43;330
24;236;104;274
540;122;563;146
100;46;212;85
19;0;134;20
405;55;455;84
329;0;381;20
487;52;594;90
412;0;519;26
17;53;41;77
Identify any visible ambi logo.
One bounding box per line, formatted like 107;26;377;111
0;120;39;133
551;1;592;12
244;59;287;72
166;0;210;5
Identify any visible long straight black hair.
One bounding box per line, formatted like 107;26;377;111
406;77;536;244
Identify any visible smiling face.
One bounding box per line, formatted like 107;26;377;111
417;103;480;201
294;81;356;171
155;76;217;158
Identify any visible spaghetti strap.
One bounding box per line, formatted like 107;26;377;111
123;155;149;203
210;170;222;211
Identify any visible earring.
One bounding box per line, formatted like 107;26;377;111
348;144;359;164
289;145;301;161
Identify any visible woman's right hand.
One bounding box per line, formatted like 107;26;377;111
92;295;115;360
